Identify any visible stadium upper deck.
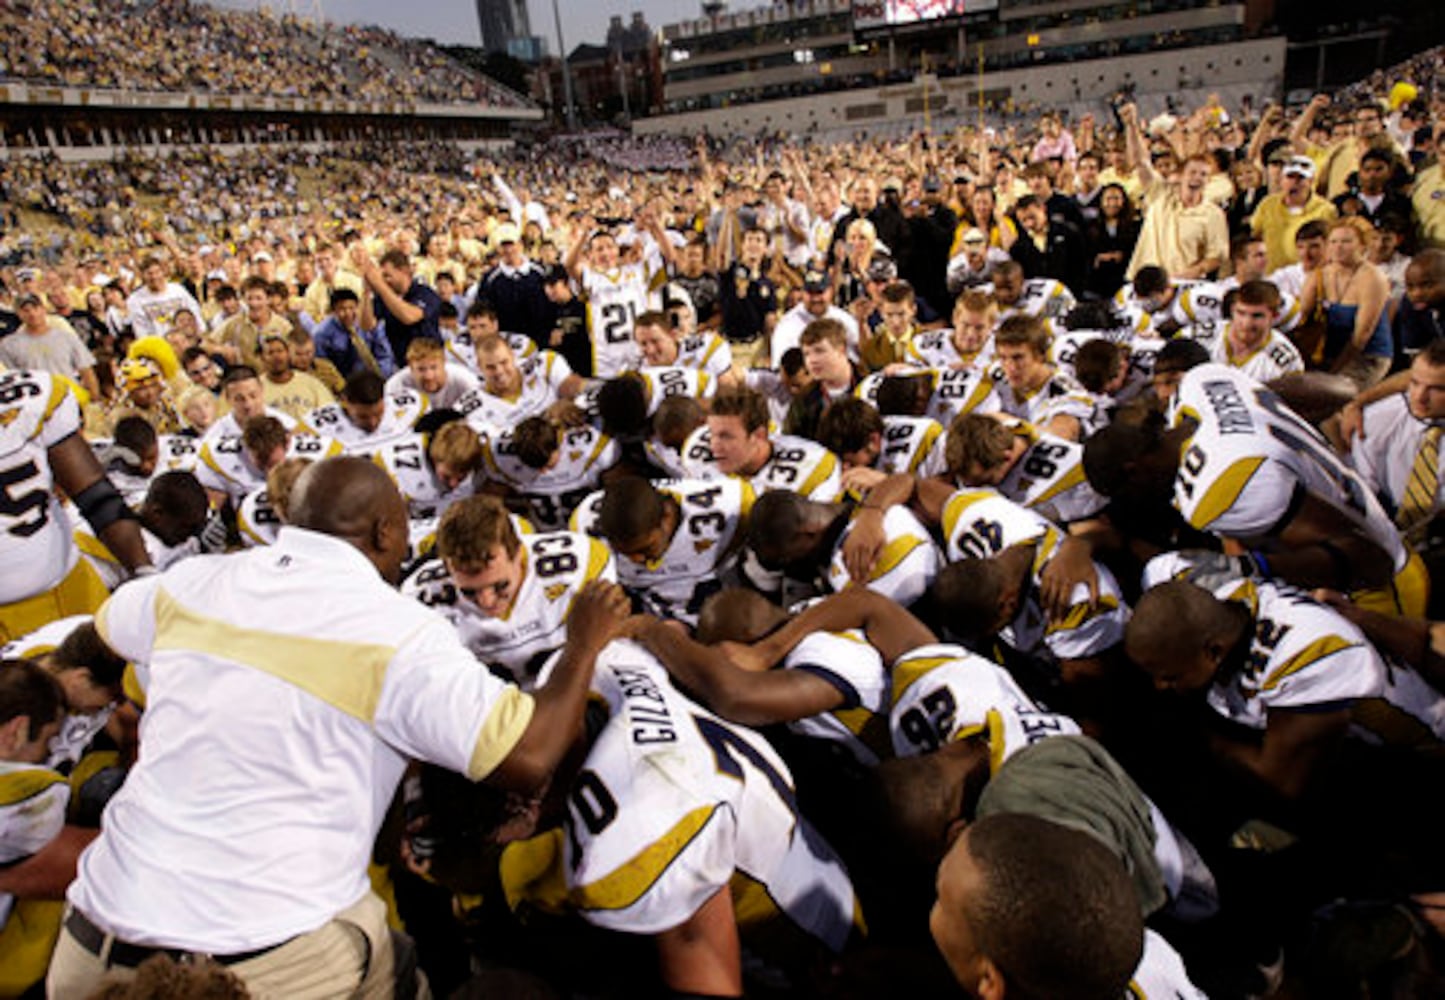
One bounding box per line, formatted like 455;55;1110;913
0;0;531;109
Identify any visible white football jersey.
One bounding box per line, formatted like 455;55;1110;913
572;478;752;626
155;434;201;474
1050;324;1159;404
1001;278;1075;322
306;390;426;455
874;416;948;478
855;367;1001;426
0;370;83;604
0;757;69;927
995;369;1095;430
1144;556;1443;741
778;630;891;766
565;642;859;952
905;329;995;372
402;531;616;688
1207;328;1304;383
822;506;940;608
1131;928;1209;999
575;367;715;422
890;643;1080;764
1171;365;1407;572
1199;577;1384;731
995;425;1108;525
681;429;841;502
195;432;342;504
374;432;475;521
236;487;283;548
455;351;575;431
1114;278;1208;326
1175;278;1302;334
941;489;1128;662
582;251;663;377
673;332;733;378
483;425;619;530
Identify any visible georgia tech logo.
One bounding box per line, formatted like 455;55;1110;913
544;583;568;602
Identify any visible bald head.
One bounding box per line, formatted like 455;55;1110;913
1126;581;1225;663
290;457;404;537
289;457;410;582
696;588;787;645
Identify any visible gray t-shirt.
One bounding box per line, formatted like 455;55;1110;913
0;319;96;377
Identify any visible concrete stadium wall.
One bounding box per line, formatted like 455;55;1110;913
634;36;1286;137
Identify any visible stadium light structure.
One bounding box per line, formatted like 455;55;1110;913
552;0;577;129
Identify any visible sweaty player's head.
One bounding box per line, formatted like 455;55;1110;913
745;490;822;570
1125;581;1240;694
140;471;209;547
930;561;1012;641
597;477;673;566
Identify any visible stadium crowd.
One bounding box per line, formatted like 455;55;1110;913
1;30;1445;1000
0;0;528;107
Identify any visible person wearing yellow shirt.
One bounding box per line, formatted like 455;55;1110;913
258;332;335;422
1415;160;1445;249
1250;157;1338;272
301;244;364;329
1120;104;1230;280
1291;95;1405;200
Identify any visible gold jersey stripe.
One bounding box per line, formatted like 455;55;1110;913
890;655;954;704
941;490;998;540
1045;595;1122;635
0;767;66;807
1188;455;1266;530
152;588;396;723
871;534;926;582
570;803;720;912
797;449;840;500
1259;634;1355;693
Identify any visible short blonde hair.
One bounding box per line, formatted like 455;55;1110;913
427;421;483;472
954;290;997;320
406;338;445;363
266;457;312;523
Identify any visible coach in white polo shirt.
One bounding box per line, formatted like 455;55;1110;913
47;457;629;999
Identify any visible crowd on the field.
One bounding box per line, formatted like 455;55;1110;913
1;40;1445;1000
0;0;526;107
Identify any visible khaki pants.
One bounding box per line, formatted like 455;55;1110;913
47;892;403;1000
0;558;110;644
729;336;767;370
